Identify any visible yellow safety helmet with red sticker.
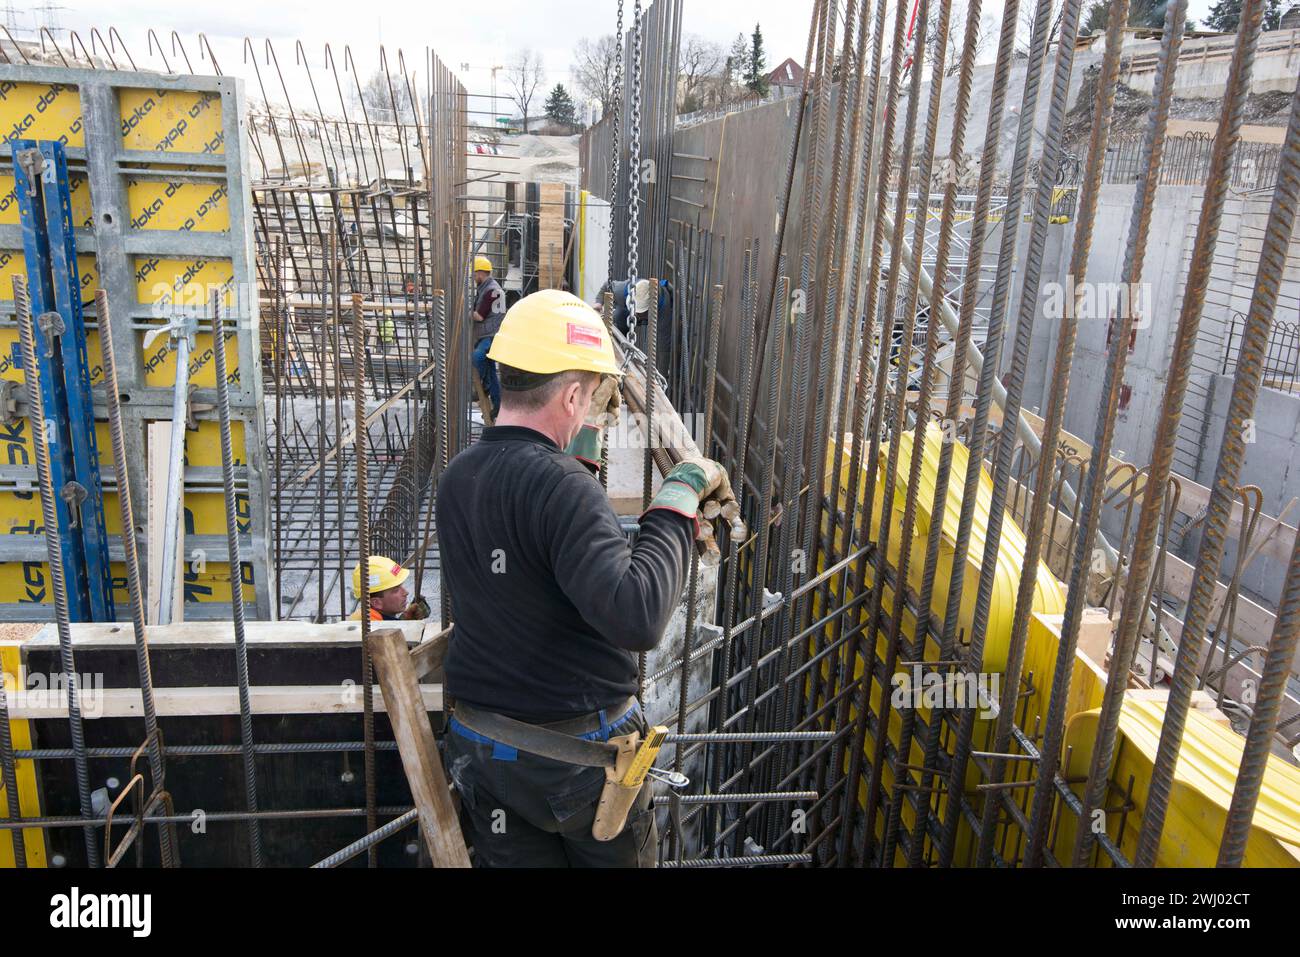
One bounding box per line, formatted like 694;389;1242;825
487;289;621;377
352;555;410;598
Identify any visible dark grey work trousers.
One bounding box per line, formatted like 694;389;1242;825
443;710;658;868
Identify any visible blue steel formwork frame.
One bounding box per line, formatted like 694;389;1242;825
10;139;116;622
0;64;272;621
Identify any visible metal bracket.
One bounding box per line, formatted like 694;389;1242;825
15;148;43;197
0;380;28;427
60;481;88;529
185;384;214;431
142;314;198;353
37;311;65;358
693;622;723;645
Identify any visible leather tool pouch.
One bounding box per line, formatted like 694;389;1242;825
592;731;643;841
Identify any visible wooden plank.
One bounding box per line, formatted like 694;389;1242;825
7;683;443;719
0;619;430;651
411;625;452;681
366;628;471;868
146;421;183;624
1009;407;1299;570
538;182;567;290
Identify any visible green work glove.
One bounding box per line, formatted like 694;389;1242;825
645;457;730;523
565;424;604;468
403;596;432;620
565;375;622;470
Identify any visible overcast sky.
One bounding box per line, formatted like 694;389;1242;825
34;1;1219;112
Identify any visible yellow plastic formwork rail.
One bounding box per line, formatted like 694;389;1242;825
1055;699;1300;867
810;423;1066;865
1;642;45;867
0;79;255;611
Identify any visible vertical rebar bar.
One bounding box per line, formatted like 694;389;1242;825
1074;0;1266;869
13;274;98;867
209;292;264;867
352;292;378;867
95;288;179;868
1138;59;1300;866
1023;0;1188;869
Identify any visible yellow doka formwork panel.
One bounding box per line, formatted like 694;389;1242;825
0;78;248;608
0;81;84;145
815;423;1066;865
1;640;46;867
0;559;256;610
118;88;224;155
1055;699;1300;867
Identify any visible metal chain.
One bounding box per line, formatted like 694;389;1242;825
607;0;624;285
624;0;644;344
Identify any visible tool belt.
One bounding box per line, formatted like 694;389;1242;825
452;698;645;842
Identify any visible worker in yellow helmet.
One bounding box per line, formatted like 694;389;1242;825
469;254;505;418
437;289;735;868
349;556;429;621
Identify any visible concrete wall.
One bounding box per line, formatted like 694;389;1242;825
1040;182;1300;608
1052;185;1203;471
1121;28;1300;98
1198;375;1300;602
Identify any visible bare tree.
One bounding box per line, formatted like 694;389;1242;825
678;34;724;113
571;35;619;119
1017;0;1064;57
506;49;546;132
354;69;417;124
927;1;993;76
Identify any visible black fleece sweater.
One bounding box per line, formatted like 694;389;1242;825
437;425;693;720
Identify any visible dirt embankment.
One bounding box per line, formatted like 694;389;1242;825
1063;65;1295;149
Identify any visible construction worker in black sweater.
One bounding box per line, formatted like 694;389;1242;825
436;289;734;867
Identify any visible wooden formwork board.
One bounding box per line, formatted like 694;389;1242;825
538;182;567;290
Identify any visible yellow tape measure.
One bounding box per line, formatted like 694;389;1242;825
620;725;669;788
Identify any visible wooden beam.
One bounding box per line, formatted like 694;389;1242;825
0;619;431;651
1009;407;1300;570
8;683;443;719
366;628;471;868
411;624;452;681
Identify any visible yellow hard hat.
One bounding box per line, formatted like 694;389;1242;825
487;289;621;377
473;255;493;274
352;555;410;599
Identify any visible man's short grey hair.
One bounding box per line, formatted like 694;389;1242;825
498;365;599;411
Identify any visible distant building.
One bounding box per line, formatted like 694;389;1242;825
766;57;805;95
1281;4;1300;30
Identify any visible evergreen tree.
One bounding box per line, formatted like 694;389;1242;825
1083;0;1205;34
726;32;748;101
544;83;576;125
1206;0;1283;31
744;24;769;97
1206;0;1243;30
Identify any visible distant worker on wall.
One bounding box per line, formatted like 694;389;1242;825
609;278;673;375
470;255;506;418
349;556;430;621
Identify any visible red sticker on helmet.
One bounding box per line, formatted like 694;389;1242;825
567;323;603;348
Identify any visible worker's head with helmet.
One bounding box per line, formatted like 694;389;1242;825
486;290;621;449
472;255;493;285
352;555;411;618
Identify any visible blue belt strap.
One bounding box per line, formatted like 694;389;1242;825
450;702;639;760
